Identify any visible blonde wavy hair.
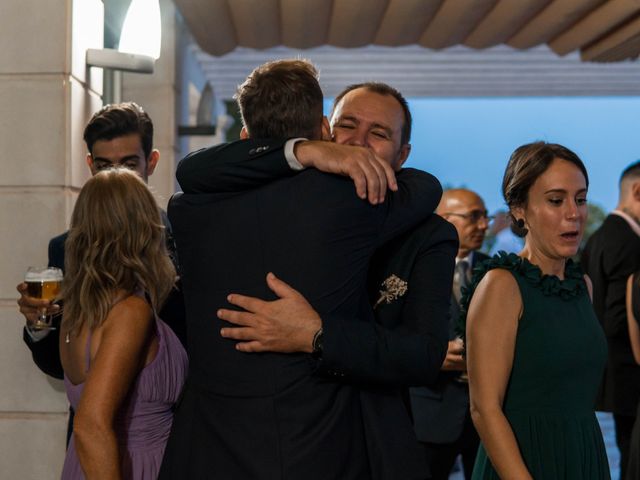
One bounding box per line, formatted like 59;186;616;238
61;169;175;335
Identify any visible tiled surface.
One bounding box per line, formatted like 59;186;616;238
0;190;70;299
0;414;67;480
0;307;68;412
0;76;68;187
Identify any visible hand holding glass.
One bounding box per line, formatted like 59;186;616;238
24;267;63;330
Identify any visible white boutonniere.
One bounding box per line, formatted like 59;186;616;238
374;274;408;308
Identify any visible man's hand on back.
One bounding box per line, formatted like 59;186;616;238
218;273;321;354
295;141;398;205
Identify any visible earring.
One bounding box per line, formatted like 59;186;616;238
516;218;525;229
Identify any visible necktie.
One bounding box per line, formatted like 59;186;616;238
453;259;470;303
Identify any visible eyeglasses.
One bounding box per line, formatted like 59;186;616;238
443;210;495;224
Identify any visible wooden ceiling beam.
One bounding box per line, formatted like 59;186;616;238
328;0;388;47
375;0;443;46
464;0;552;49
419;0;497;49
581;13;640;61
508;0;606;49
549;0;640;55
174;0;236;56
227;0;280;49
281;0;332;48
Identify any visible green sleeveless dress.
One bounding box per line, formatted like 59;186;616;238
460;253;610;479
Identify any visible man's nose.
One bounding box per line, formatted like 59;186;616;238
347;128;368;148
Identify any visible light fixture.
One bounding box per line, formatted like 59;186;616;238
119;0;162;60
86;0;162;74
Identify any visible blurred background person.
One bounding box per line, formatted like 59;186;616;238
485;210;524;256
59;169;187;479
16;102;186;445
582;160;640;480
410;188;489;480
625;271;640;480
463;142;609;478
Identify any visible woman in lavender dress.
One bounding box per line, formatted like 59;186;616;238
59;169;187;479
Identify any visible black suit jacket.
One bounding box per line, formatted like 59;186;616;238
582;213;640;415
22;213;187;380
160;139;444;479
410;251;488;444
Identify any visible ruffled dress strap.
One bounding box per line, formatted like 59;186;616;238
457;251;587;342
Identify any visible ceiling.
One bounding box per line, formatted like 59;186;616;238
175;0;640;62
190;43;640;99
174;0;640;98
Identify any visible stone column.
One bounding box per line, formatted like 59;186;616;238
0;0;103;478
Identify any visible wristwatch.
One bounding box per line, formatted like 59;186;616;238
312;327;323;357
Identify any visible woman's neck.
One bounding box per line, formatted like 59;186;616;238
520;246;566;279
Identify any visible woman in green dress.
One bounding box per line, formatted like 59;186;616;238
462;142;610;479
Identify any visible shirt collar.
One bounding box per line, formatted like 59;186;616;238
456;251;474;265
612;210;640;238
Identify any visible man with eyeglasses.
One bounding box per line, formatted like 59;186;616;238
410;188;491;480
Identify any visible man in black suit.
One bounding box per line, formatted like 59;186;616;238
410;188;491;480
582;160;640;480
160;61;445;479
174;79;456;478
17;103;185;410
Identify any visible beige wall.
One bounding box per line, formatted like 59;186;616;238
0;0;177;477
123;0;179;210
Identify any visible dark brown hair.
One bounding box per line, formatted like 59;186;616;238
331;82;412;145
502;141;589;237
621;160;640;185
83;102;154;159
234;59;323;140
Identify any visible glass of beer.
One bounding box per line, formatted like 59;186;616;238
24;266;63;330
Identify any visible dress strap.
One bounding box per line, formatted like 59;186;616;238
84;329;93;372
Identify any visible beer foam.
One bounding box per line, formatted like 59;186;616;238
25;268;63;282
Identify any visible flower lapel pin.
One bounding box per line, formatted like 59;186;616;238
374;274;408;308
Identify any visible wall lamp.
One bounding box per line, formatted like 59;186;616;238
86;0;162;74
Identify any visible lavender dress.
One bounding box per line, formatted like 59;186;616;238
61;309;188;479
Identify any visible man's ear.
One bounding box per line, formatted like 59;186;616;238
632;181;640;201
86;154;96;174
321;116;331;141
146;149;160;176
240;126;249;140
393;144;411;171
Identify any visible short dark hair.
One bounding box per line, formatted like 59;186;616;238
234;59;323;140
83;102;154;159
621;160;640;185
502;142;589;237
331;82;412;145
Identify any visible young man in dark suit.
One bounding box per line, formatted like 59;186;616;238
17;102;185;388
160;61;445;479
582;161;640;480
410;188;491;480
174;79;456;478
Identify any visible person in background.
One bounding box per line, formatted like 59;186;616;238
463;142;609;478
410;188;490;480
59;168;187;479
16;102;186;444
486;210;524;255
18;102;186;375
582;160;640;480
161;60;443;479
625;271;640;480
175;79;456;478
